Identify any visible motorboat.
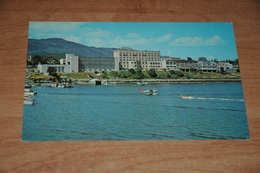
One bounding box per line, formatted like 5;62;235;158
180;95;195;99
139;89;158;95
58;84;65;88
24;89;37;96
24;100;34;105
25;84;31;88
24;96;35;101
51;83;58;87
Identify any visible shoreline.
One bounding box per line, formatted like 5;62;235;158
102;78;241;84
28;78;242;87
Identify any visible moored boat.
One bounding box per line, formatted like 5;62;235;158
24;100;34;105
24;89;37;96
51;83;58;87
58;84;65;88
24;96;35;101
25;84;32;88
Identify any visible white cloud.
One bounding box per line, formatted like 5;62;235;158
64;35;81;43
108;34;173;48
154;34;173;43
85;29;111;38
126;33;142;39
110;37;148;47
85;38;107;47
206;35;226;46
170;35;226;47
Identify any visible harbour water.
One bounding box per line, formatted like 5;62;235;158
22;82;249;141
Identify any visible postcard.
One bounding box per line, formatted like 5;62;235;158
22;22;249;141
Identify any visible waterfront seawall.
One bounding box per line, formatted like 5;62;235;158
102;78;241;84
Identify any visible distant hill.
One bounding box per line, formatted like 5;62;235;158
27;38;118;57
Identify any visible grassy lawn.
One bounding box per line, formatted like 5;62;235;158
57;72;92;79
184;72;240;79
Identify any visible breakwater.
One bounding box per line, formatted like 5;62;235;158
102;78;241;84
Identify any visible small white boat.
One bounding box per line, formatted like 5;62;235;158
24;96;35;101
139;89;158;95
89;78;99;84
51;83;58;87
24;100;34;105
24;89;37;96
25;84;31;88
58;84;65;88
180;95;195;99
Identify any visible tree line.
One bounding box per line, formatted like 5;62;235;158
101;68;187;79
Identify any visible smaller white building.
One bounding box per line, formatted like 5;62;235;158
217;61;233;72
147;61;163;71
197;61;217;72
38;54;79;74
161;58;178;71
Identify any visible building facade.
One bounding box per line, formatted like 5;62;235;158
38;54;79;74
114;47;161;71
197;61;218;72
217;61;234;72
79;57;115;72
175;59;198;72
37;52;236;74
161;58;178;71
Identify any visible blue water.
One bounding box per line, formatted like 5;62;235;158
22;83;249;141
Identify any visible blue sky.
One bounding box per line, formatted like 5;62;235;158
28;22;238;60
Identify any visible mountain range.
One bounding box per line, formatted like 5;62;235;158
28;38;118;57
28;38;171;59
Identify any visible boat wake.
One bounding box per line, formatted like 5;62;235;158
180;95;244;101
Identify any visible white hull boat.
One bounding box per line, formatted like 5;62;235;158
24;100;34;105
139;89;158;95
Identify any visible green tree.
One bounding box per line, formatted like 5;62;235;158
101;71;108;79
27;60;33;65
47;67;56;75
109;71;118;78
169;73;178;79
169;70;175;74
32;55;43;65
118;71;131;78
43;56;59;64
148;69;157;78
134;69;145;79
174;70;185;77
157;73;170;79
128;68;136;75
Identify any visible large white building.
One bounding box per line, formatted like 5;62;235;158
114;47;161;71
38;54;79;74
